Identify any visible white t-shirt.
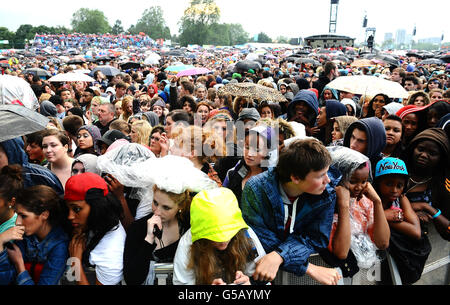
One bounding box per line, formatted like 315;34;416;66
89;222;126;285
173;228;266;285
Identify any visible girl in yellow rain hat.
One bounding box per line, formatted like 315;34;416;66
173;187;266;285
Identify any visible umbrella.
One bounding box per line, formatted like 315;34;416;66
417;58;445;66
95;56;112;62
120;62;141;70
246;53;260;61
166;50;185;57
295;58;321;66
0;60;9;68
165;65;195;73
68;58;86;65
234;60;262;71
439;54;450;63
218;83;287;103
0;104;49;143
374;55;400;67
48;72;96;83
351;59;376;67
144;56;160;65
0;75;39;110
177;67;211;77
406;52;422;59
22;68;51;78
326;75;409;99
90;65;121;77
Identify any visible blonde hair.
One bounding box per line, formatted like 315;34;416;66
131;120;152;146
39;93;52;103
171;125;225;163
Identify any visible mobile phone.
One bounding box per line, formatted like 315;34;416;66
153;225;163;240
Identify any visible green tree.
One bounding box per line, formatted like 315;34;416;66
178;0;220;46
71;8;111;34
276;36;289;44
13;24;35;48
111;20;124;35
0;27;15;48
257;32;272;43
131;6;171;39
227;23;249;45
208;23;230;46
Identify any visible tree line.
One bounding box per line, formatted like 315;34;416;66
0;0;281;49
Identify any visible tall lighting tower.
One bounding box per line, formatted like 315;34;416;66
329;0;339;33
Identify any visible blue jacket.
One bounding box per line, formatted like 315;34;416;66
0;138;64;196
241;166;341;276
0;226;69;285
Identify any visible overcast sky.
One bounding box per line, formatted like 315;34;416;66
1;0;449;44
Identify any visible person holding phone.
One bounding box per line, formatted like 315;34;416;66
123;185;192;285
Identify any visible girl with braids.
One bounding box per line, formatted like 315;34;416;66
123;185;191;285
64;172;125;285
173;188;266;285
0;168;70;285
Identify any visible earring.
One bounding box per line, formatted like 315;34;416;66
8;206;12;209
178;210;182;214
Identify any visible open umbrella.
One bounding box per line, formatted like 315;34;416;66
234;60;262;71
90;65;121;77
165;65;195;73
0;75;39;110
177;67;211;77
326;75;409;99
374;55;400;67
68;58;86;65
295;58;321;66
218;83;287;103
417;58;445;66
0;104;49;142
120;62;141;70
22;68;51;78
439;54;450;63
351;59;376;67
48;72;96;83
144;56;160;65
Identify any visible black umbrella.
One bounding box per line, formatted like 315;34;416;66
68;59;86;65
417;58;445;65
166;50;185;57
95;56;112;62
295;50;310;55
234;60;262;71
120;62;141;70
0;104;49;142
440;54;450;63
406;52;422;59
295;58;321;66
375;55;400;67
90;65;121;77
22;68;51;78
334;56;350;63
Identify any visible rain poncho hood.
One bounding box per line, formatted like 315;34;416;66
327;146;370;182
72;153;100;176
190;188;249;243
343;117;386;160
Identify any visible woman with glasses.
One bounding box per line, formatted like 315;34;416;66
42;129;74;190
149;126;169;158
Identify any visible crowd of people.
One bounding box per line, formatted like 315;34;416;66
0;40;449;286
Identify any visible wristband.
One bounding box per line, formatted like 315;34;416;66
432;209;441;219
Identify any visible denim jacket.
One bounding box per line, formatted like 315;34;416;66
241;166;341;276
0;226;69;285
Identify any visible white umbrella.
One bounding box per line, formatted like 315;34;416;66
327;75;409;99
144;54;161;65
0;75;39;110
246;53;260;61
48;72;96;83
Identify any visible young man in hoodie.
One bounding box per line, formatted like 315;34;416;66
343;117;387;171
241;138;343;285
285;90;320;137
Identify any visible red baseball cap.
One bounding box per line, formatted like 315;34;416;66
64;173;109;201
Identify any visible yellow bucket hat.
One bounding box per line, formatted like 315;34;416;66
190;188;249;243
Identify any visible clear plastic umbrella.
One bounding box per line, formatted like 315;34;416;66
0;104;49;142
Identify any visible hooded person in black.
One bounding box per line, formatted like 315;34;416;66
0;137;64;196
284;90;320;136
343;117;387;171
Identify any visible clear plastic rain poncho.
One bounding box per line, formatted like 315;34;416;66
0;75;40;110
97;143;218;220
327;146;381;269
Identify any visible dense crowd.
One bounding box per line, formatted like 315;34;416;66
0;41;449;286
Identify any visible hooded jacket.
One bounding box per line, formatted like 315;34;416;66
0;138;64;196
241;166;341;276
319;86;339;106
325;100;347;121
286;90;319;127
343;117;387;168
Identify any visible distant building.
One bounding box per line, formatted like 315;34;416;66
384;33;393;41
395;29;406;45
304;34;355;48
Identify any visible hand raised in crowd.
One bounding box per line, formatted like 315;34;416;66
145;214;162;245
335;185;350;209
159;132;169;157
104;174;124;200
0;225;25;250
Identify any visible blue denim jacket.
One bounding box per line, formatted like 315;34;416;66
241;166;341;276
0;226;69;285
